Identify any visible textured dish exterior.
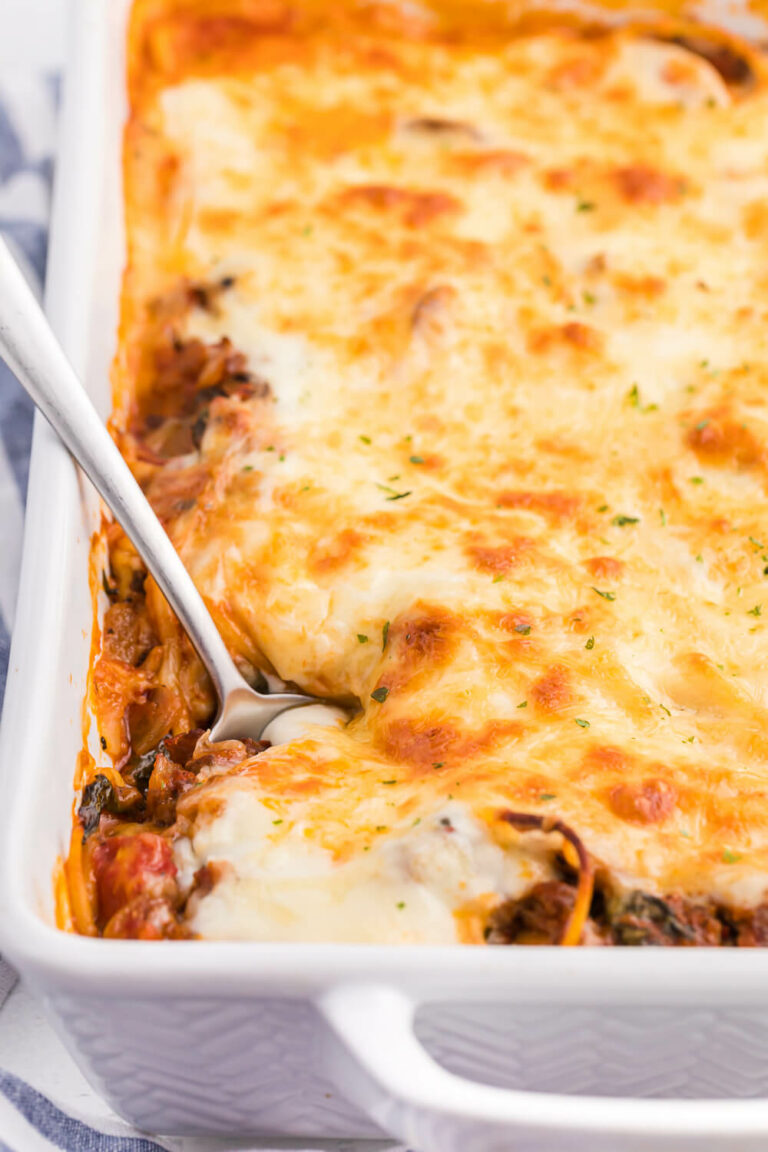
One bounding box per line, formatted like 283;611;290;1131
50;993;382;1137
4;0;768;1148
46;993;768;1138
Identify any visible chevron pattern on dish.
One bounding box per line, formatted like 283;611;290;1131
50;991;768;1138
416;1002;768;1099
51;993;383;1137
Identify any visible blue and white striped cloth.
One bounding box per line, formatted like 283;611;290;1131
0;72;56;706
0;70;403;1152
0;70;55;1012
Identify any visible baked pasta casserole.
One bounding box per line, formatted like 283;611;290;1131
62;0;768;946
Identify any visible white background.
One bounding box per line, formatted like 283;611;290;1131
0;0;67;69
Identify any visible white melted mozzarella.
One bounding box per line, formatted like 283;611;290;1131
179;798;543;943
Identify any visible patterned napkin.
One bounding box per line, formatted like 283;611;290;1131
0;72;54;705
0;72;57;1008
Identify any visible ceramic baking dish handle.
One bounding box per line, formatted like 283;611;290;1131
319;983;768;1152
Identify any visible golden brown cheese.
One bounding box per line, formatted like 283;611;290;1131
71;0;768;943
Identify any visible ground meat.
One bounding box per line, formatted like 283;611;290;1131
485;881;577;945
185;736;269;776
130;327;270;462
160;728;205;766
145;752;197;825
486;883;727;947
102;895;189;940
128;729;205;793
102;600;157;667
721;904;768;947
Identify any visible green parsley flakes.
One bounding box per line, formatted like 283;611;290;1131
357;634;369;643
612;515;639;527
585;636;595;650
722;848;742;864
592;587;616;601
376;483;412;501
371;686;390;703
626;384;657;413
574;718;590;728
382;621;390;649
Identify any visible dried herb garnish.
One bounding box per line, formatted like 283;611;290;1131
376;483;412;501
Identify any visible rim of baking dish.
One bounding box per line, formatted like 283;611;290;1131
3;0;768;1005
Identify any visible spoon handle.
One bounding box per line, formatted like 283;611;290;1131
0;234;245;706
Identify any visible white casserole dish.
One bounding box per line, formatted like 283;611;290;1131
6;2;768;1149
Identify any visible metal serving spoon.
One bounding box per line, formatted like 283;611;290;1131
0;235;318;740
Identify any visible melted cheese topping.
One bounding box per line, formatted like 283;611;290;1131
177;795;544;942
119;0;768;939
